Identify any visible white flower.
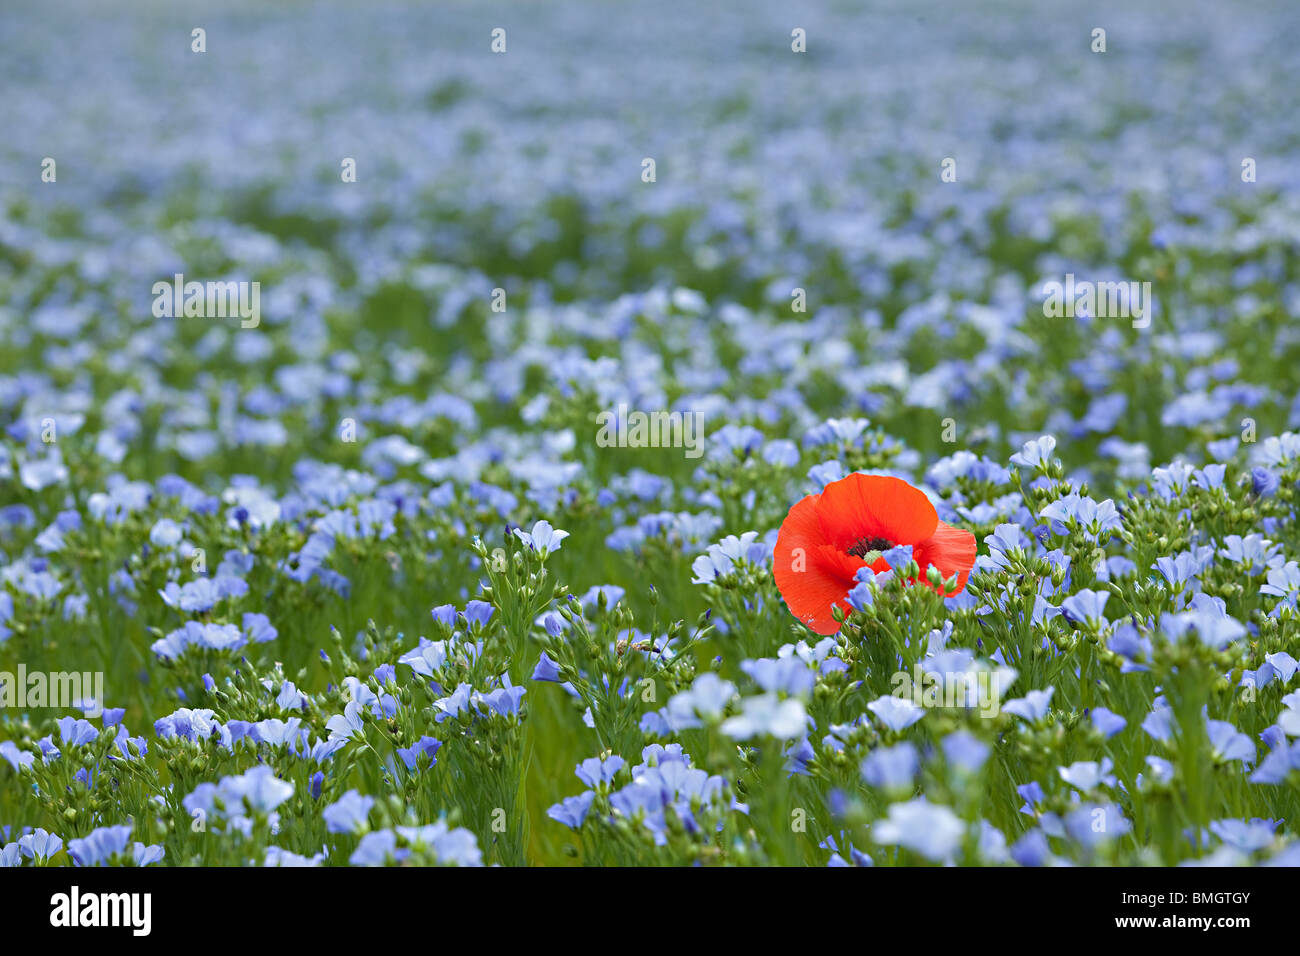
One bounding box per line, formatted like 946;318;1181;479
513;519;569;554
873;800;966;863
721;693;807;741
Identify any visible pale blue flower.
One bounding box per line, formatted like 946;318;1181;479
323;790;375;834
513;519;569;554
1004;687;1055;723
872;800;965;863
721;694;807;741
867;694;925;732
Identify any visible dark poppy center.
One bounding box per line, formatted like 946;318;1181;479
846;536;894;558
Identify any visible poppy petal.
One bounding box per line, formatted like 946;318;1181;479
814;543;868;583
774;564;854;634
816;474;938;550
774;495;855;634
774;493;826;565
912;520;978;597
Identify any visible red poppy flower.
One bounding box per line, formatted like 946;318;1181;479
773;473;977;634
